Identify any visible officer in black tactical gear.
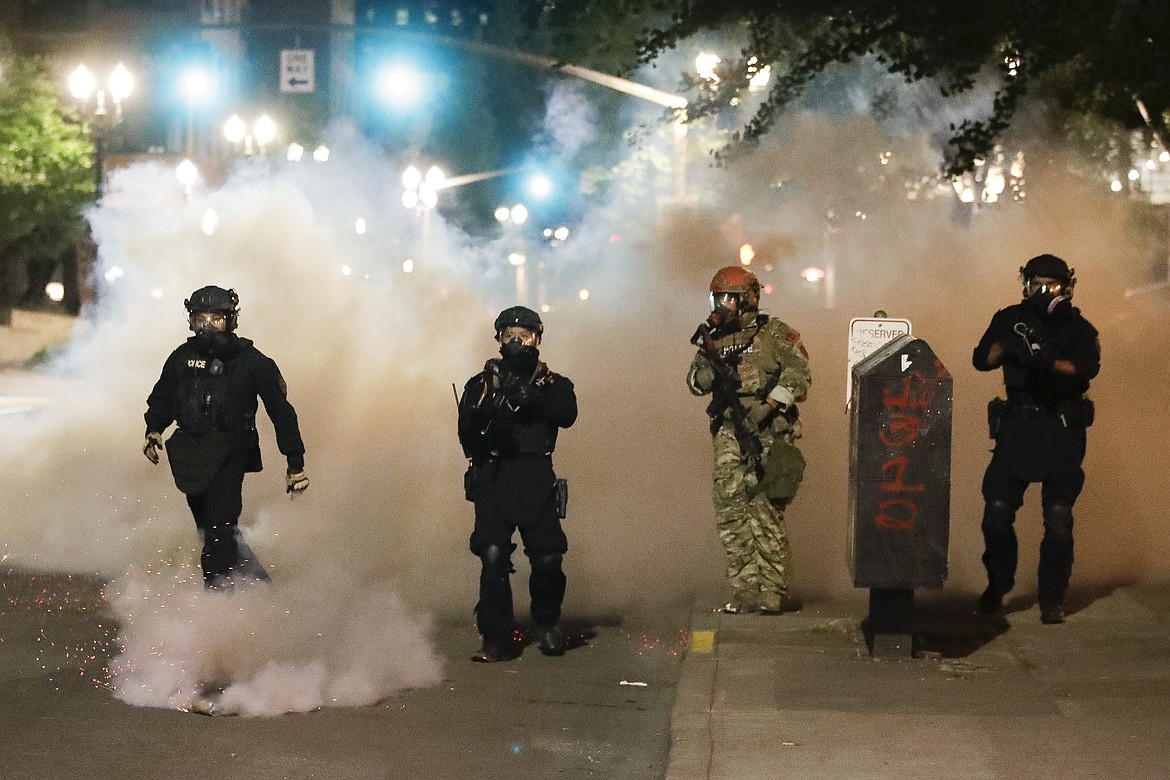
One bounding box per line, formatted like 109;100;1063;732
457;306;577;662
973;255;1100;624
144;286;308;590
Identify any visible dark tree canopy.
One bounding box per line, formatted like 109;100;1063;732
0;41;95;318
535;0;1170;174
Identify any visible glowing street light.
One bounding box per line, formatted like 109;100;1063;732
378;65;422;105
180;68;211;155
176;158;199;199
222;114;278;156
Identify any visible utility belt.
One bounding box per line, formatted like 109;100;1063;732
463;455;568;519
987;397;1094;438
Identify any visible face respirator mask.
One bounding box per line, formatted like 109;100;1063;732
500;339;539;372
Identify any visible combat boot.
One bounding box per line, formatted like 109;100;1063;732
758;591;784;615
471;642;515;663
977;586;1004;615
537;624;566;656
1039;600;1065;624
722;591;759;614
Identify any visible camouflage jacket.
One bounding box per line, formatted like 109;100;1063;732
686;312;812;431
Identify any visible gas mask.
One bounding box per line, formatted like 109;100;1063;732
1023;277;1073;317
706;292;743;334
499;327;540;373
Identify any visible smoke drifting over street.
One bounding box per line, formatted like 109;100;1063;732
2;57;1168;714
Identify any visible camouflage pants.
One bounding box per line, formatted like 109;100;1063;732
712;423;800;599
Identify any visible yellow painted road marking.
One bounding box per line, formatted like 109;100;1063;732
690;630;715;654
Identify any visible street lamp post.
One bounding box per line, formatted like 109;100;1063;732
222;113;277;158
69;63;134;194
402;164;445;263
180;68;211;157
496;204;529;305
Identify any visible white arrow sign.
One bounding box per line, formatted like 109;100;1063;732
902;354;912;372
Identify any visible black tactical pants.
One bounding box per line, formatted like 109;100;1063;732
186;448;252;587
981;412;1087;603
469;455;568;647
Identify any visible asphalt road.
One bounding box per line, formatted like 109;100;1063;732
1;569;688;779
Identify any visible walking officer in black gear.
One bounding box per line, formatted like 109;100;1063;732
144;286;309;590
973;255;1101;624
458;306;578;662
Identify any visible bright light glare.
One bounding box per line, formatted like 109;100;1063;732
312;145;330;162
108;63;133;102
739;243;755;265
200;208;219;236
1161;151;1170;163
287;142;304;162
104;265;124;283
527;174;553;199
378;66;421;104
1110;180;1123;192
182;69;210;99
748;63;771;92
424;166;446;189
508;253;526;267
341;265;353;276
355;218;367;235
253;115;276;146
402;190;419;209
553;226;569;241
578;289;590;301
223;114;246;143
45;282;64;302
1146;159;1157;170
175;159;198;187
695;52;721;82
510;204;528;224
402;166;422;191
800;266;826;283
494;206;511;222
69;65;95;100
420;185;438;209
1128;169;1141;181
402;259;415;273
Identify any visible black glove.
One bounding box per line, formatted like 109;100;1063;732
1032;337;1060;369
503;381;534;409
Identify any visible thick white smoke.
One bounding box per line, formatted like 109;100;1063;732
2;54;1168;715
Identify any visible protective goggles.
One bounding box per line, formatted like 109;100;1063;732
1022;278;1072;299
190;311;228;330
709;291;740;312
499;326;539;346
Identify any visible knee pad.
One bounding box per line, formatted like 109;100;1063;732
529;552;563;575
1042;502;1074;533
479;544;514;577
982;499;1016;528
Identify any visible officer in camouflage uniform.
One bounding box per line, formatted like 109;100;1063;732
687;267;812;614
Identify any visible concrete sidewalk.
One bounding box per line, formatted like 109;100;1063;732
667;585;1170;779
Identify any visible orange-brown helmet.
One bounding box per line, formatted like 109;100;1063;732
710;266;759;295
709;266;760;312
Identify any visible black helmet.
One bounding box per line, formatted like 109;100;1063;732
493;305;543;337
184;285;240;330
1020;254;1072;281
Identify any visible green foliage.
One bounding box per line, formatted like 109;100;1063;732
536;0;1170;175
0;44;95;305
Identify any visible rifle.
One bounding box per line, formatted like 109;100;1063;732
691;323;763;469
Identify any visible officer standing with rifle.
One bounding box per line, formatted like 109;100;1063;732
687;267;812;614
458;306;577;662
973;254;1100;624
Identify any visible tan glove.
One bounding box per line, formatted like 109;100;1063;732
143;432;164;465
286;470;309;498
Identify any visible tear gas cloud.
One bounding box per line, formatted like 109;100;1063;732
1;56;1168;713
